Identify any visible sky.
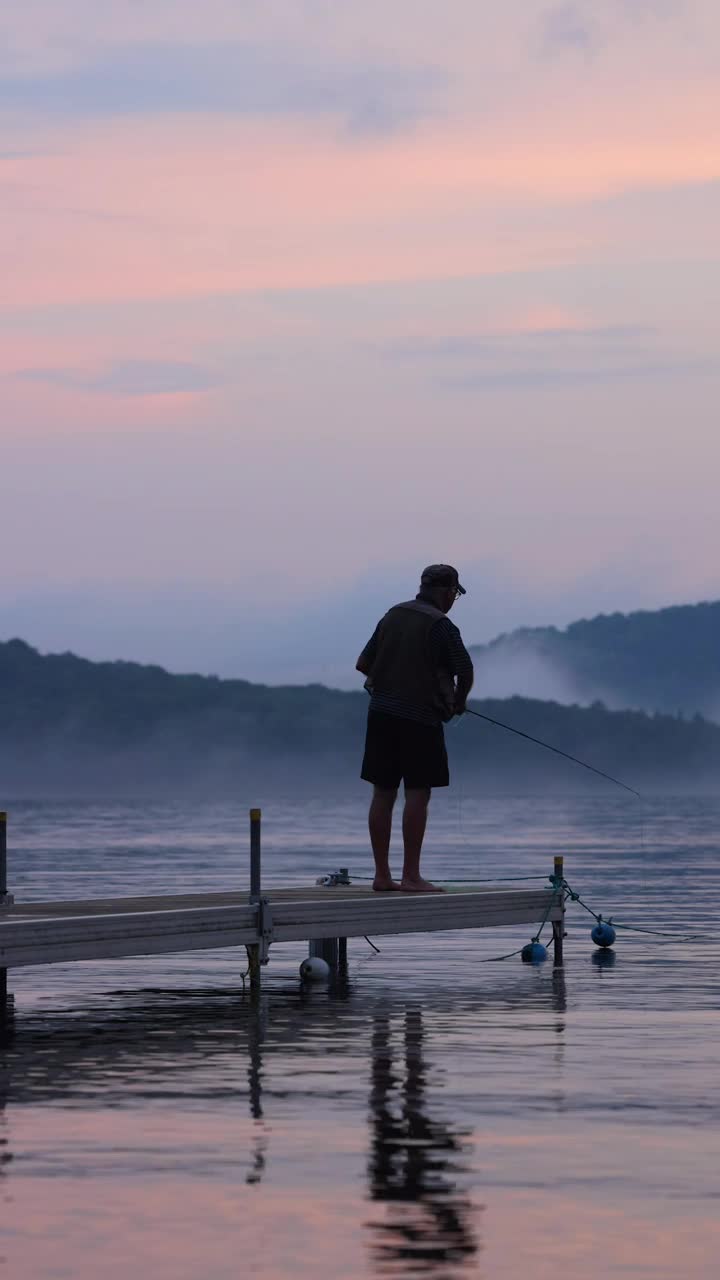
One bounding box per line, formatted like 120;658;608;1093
2;1;719;686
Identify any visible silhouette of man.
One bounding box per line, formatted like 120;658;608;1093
356;565;474;892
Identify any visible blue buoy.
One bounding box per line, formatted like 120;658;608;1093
591;919;616;949
521;941;548;964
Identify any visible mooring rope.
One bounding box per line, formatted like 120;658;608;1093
347;873;548;884
361;872;560;964
361;936;532;963
562;879;707;943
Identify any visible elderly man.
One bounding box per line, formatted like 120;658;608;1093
356;565;474;892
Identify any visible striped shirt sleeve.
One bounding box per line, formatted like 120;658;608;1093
429;617;474;681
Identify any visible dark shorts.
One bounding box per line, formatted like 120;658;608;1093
361;709;449;791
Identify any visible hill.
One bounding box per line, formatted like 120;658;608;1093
469;600;720;718
1;638;719;794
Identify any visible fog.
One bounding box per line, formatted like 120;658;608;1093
471;647;587;706
2;706;719;802
0;570;695;690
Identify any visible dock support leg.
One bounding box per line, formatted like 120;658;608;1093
247;945;261;993
338;937;347;973
0;970;11;1029
309;937;339;970
0;811;7;903
1;813;13;1018
552;854;565;967
250;808;262;902
247;809;264;992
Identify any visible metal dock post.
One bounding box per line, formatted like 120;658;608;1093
0;811;9;906
552;854;565;966
247;808;273;991
247;808;262;990
1;811;13;1015
337;869;348;972
310;867;348;973
250;808;262;902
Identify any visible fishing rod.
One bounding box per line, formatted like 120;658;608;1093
462;706;641;798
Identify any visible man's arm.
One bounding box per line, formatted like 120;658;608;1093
431;619;474;714
356;625;380;677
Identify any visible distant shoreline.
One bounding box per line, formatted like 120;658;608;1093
2;638;719;794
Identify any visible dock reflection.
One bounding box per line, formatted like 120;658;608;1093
0;968;566;1251
366;1008;480;1278
245;994;268;1184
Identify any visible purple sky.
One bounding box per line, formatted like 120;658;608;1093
2;2;719;684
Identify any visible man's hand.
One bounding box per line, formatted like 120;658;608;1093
454;668;473;718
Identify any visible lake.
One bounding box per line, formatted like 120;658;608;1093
1;791;719;1278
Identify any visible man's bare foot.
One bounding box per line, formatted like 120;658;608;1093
399;877;444;893
373;878;402;892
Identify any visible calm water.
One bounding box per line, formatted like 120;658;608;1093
1;791;719;1279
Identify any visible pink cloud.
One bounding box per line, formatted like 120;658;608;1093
3;89;720;312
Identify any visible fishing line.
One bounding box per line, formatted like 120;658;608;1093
462;707;642;798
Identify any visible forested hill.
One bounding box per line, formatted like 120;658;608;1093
469;600;720;718
1;638;719;794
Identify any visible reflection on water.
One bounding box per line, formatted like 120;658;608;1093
0;796;719;1278
367;1008;479;1277
246;996;268;1185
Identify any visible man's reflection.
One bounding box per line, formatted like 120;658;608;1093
0;1015;13;1184
366;1008;480;1277
245;995;268;1185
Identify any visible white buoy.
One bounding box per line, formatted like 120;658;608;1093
300;956;330;983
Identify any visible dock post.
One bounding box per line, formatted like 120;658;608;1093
338;869;348;972
250;808;262;903
309;937;339;969
0;811;10;906
1;811;10;1016
552;854;565;967
248;808;262;991
309;864;347;972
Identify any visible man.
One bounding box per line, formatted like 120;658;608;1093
356;565;474;893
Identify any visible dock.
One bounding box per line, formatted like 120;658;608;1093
0;810;565;994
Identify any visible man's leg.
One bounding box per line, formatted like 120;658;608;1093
401;788;440;891
369;786;401;890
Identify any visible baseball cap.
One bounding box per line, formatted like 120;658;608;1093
420;564;466;595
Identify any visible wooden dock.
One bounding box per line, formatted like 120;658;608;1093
0;810;566;991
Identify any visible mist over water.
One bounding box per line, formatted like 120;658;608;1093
1;793;718;1278
469;647;588;704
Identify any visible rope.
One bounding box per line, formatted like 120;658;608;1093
441;875;547;884
484;947;526;963
347;873;548;884
562;879;707;943
361;935;529;963
350;871;564;964
531;890;556;944
610;921;707;941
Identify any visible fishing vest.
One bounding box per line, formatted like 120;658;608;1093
368;599;455;720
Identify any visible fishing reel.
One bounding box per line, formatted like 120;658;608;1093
315;868;351;887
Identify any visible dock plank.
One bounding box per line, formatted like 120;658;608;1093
2;884;521;918
0;884;561;970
